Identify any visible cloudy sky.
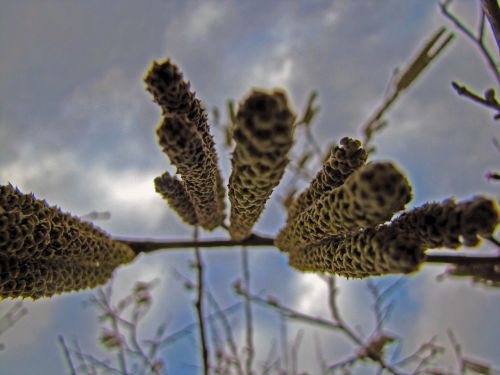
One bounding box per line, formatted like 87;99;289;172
1;0;499;374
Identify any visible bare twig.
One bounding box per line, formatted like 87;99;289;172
151;302;242;349
96;287;129;375
193;226;210;375
291;329;304;375
0;301;27;337
58;336;77;375
241;246;255;374
440;0;500;84
451;81;500;118
447;329;465;374
361;27;454;148
205;292;244;375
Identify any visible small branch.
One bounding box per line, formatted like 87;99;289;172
241;246;255;374
205;292;244;375
193;226;210;375
121;235;500;267
58;336;77;375
451;81;500;118
119;233;275;254
424;253;500;265
440;0;500;84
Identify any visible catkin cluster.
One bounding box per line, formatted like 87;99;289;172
289;196;498;277
228;89;296;241
0;184;135;299
145;59;225;230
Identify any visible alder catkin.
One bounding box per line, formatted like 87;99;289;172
288;227;424;278
0;184;135;299
0;257;117;299
287;137;367;222
228;89;296;241
145;59;226;225
288;196;498;278
156;115;222;229
276;162;412;252
390;196;498;248
154;172;198;225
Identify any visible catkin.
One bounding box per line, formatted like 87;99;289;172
154;172;198;225
390;196;498;248
0;184;135;299
0;257;117;299
276;162;412;252
289;226;424;278
228;89;296;241
145;59;226;226
288;196;498;278
287;137;367;222
156;114;222;229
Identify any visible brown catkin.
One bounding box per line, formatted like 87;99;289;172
156;114;222;229
390;196;498;248
288;196;498;278
0;184;135;299
289;226;424;278
145;59;226;225
287;137;367;222
276;162;412;252
228;89;296;241
0;257;117;299
154;172;198;225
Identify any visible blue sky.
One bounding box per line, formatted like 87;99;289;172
1;1;499;374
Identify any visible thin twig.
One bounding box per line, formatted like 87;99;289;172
451;81;500;117
193;226;210;375
291;329;304;375
0;301;27;336
205;291;244;375
440;0;500;84
241;246;255;374
97;287;129;375
361;26;454;147
58;336;77;375
447;329;465;374
150;302;242;349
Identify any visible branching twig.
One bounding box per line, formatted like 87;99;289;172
451;81;500;118
440;0;500;84
361;26;454;148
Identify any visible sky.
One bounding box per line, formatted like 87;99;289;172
1;0;499;374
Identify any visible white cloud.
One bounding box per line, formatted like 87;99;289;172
186;1;226;40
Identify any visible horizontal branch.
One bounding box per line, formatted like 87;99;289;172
117;234;275;254
117;235;500;266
